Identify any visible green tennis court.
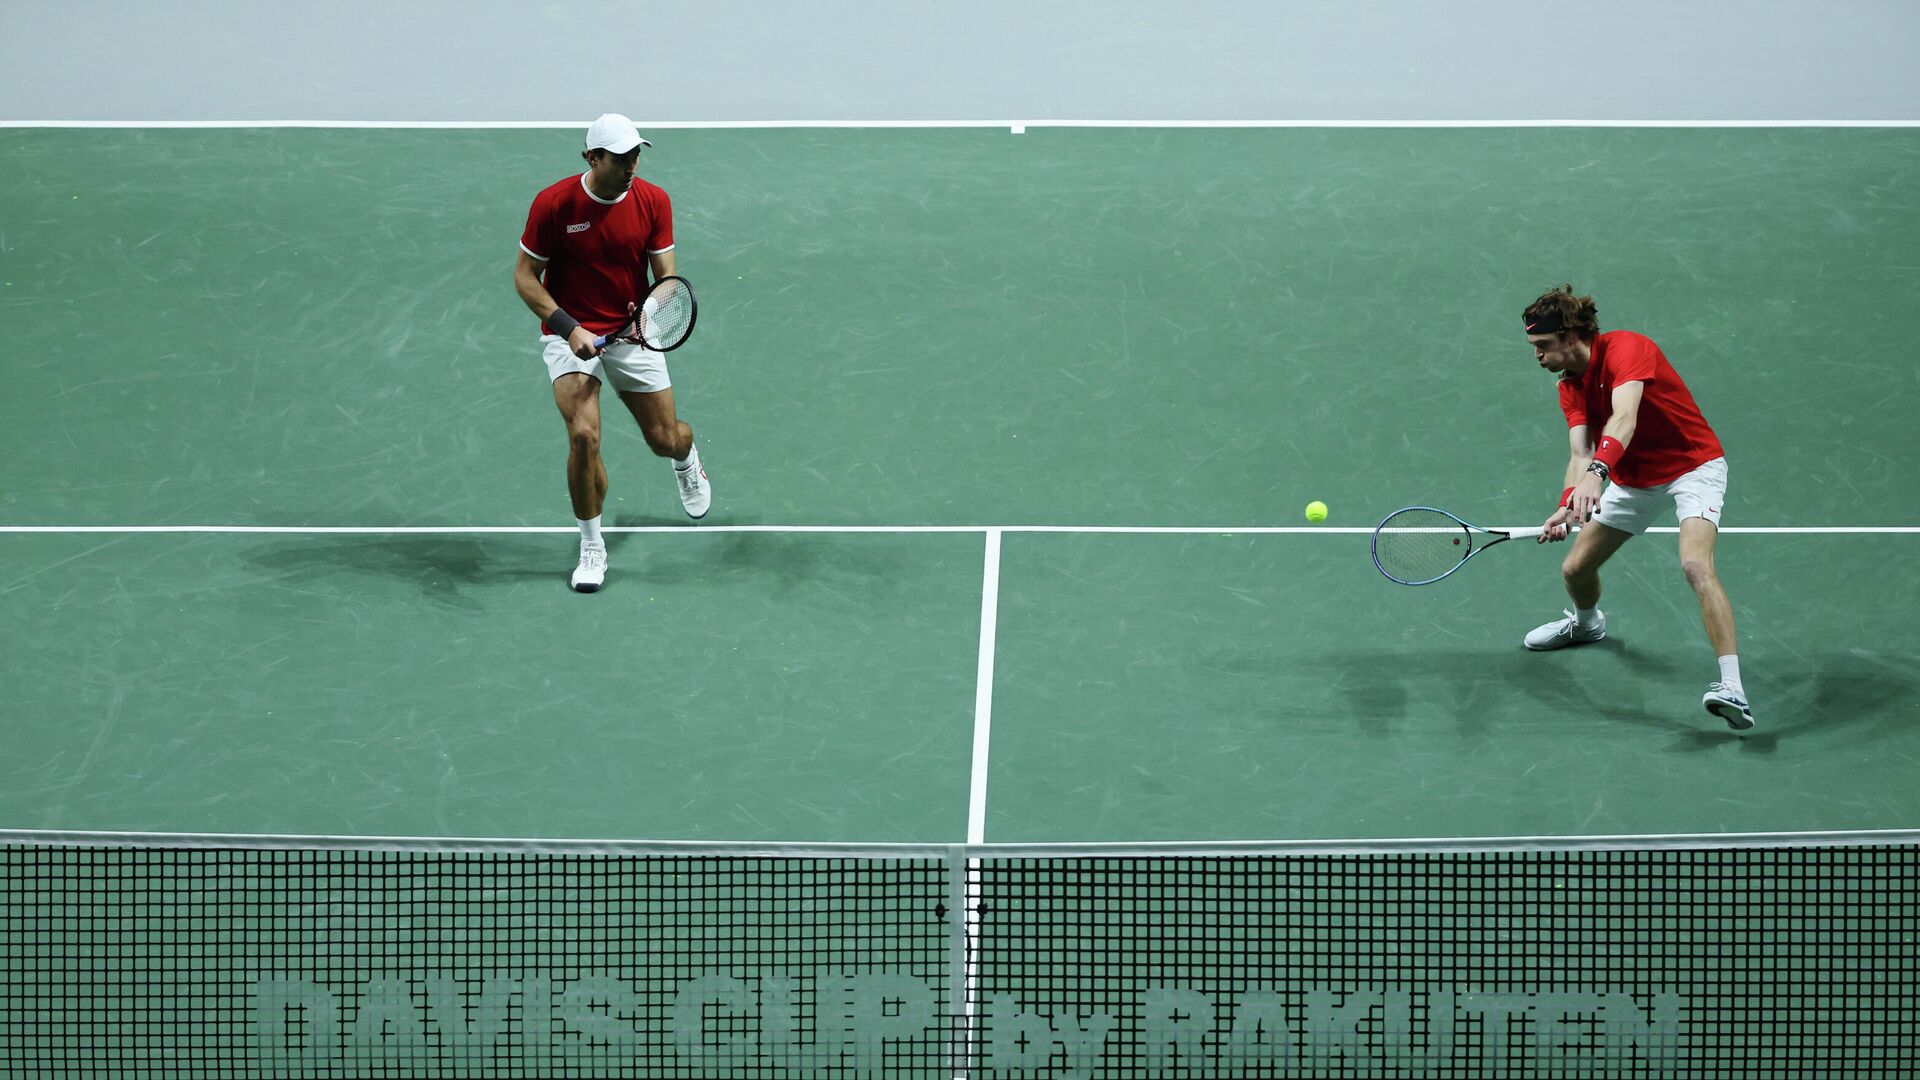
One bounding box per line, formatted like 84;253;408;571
4;125;1916;842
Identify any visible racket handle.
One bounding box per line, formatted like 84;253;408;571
590;335;608;349
1506;525;1580;540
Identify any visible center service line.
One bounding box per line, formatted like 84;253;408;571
967;529;1003;846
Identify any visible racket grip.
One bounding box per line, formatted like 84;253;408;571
591;335;608;349
1507;525;1580;540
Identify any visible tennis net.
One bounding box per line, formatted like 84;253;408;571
4;830;1916;1077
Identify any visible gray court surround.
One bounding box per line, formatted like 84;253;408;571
3;0;1918;123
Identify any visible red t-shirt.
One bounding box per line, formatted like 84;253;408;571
1558;330;1725;487
519;174;674;336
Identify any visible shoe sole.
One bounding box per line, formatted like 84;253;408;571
571;581;602;593
1706;700;1754;732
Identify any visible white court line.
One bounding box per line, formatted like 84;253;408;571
1013;119;1920;129
4;119;1918;129
967;530;1002;846
0;525;1916;535
6;825;1918;856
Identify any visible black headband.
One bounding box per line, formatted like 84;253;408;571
1524;310;1566;335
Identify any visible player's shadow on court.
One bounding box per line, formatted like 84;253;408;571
602;514;914;599
239;536;558;608
599;513;689;560
1662;653;1913;755
1321;648;1627;738
1515;643;1909;753
1324;642;1709;741
1500;638;1783;742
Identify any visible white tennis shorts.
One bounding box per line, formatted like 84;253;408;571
541;335;671;395
1594;456;1728;535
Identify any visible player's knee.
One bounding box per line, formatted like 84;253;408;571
568;426;599;458
1680;555;1716;592
643;424;688;458
1560;555;1593;583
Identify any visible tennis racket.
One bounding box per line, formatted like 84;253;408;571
592;275;698;352
1371;506;1549;586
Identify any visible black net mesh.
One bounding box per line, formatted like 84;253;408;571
4;839;1917;1077
1;846;949;1077
966;847;1920;1077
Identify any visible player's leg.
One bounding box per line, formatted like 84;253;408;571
1561;519;1633;608
1672;458;1750;729
1682;518;1750;729
600;343;710;519
555;372;608;518
1524;518;1634;650
618;386;692;460
552;371;609;591
1678;518;1737;657
618;387;710;519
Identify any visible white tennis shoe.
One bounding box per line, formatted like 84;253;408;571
1524;610;1607;651
571;541;607;593
675;448;711;519
1703;682;1754;731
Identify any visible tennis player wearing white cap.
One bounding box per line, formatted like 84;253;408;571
513;113;711;592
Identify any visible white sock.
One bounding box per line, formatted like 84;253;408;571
578;515;602;546
1575;606;1601;629
1718;655;1743;692
674;443;698;472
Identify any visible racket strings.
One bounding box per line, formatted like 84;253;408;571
637;279;695;348
1373;509;1474;584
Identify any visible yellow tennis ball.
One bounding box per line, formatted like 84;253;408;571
1305;500;1329;523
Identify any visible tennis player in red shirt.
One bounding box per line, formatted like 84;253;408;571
513;113;711;593
1522;286;1752;730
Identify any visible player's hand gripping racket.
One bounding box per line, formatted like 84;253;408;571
1370;506;1548;586
592;275;698;352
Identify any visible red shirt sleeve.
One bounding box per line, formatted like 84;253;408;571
1558;379;1587;428
645;187;674;253
520;189;556;260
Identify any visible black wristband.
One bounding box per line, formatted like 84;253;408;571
1586;459;1610;481
547;308;582;339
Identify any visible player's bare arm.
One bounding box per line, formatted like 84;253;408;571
1541;424;1593;543
514;250;599;360
1567;381;1644;522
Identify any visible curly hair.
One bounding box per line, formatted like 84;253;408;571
1522;285;1600;340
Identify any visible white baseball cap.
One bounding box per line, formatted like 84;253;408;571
584;113;651;154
